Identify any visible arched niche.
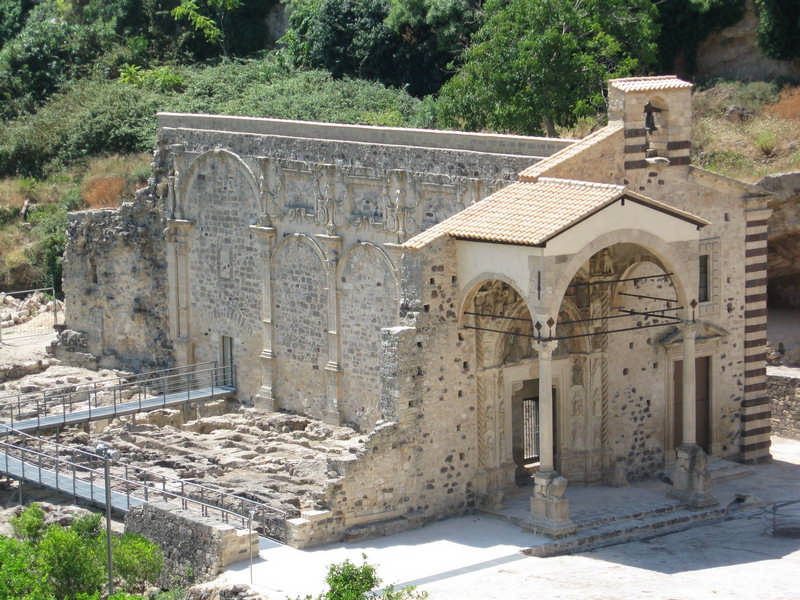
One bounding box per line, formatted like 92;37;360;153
271;233;329;418
337;242;400;431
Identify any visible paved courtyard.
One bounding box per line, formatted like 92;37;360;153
224;436;800;599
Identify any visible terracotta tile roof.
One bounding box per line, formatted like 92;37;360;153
609;76;692;93
518;122;623;181
403;177;707;249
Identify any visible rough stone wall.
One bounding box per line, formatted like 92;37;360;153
272;235;328;419
61;197;172;370
182;151;264;402
339;243;399;430
530;98;758;463
124;502;257;587
769;373;800;440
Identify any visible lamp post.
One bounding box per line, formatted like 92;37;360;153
96;443;117;596
249;509;255;585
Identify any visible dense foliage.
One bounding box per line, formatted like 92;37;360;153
436;0;659;135
754;0;800;61
0;504;163;600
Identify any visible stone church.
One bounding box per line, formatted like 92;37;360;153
60;76;771;544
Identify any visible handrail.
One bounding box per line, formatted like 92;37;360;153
0;361;217;404
0;363;234;432
0;427;288;537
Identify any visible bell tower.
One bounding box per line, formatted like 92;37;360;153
607;76;693;170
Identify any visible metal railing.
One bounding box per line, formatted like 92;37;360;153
0;287;63;342
0;362;236;433
0;426;289;541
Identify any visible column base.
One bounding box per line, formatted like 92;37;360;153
668;444;718;508
530;471;576;537
253;386;274;411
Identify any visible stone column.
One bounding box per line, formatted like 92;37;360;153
537;341;557;473
669;321;717;508
681;323;697;446
530;339;575;537
250;223;276;410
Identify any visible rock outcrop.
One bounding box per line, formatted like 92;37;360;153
757;172;800;308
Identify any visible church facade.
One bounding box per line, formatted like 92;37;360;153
61;76;771;544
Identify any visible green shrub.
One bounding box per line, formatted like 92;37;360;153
324;558;380;600
38;524;105;600
0;535;39;599
10;503;45;543
0;4;115;119
113;532;164;592
0;78;163;178
0;205;20;225
298;557;428;600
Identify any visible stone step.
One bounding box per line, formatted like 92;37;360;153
523;495;767;557
525;505;729;557
706;458;752;482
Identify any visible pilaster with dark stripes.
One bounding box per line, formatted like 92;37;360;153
623;129;691;170
741;209;771;461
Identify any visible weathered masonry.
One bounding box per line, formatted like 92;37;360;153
61;76;771;543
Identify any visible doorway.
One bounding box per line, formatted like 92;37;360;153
221;335;234;387
673;356;711;452
512;379;557;485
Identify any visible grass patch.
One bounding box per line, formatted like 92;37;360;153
692;82;800;181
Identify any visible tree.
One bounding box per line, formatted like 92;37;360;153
436;0;659;136
171;0;243;56
754;0;800;60
384;0;484;92
282;0;459;96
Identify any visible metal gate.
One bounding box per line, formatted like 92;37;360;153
522;397;540;462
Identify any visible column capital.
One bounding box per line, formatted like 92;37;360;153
681;320;698;339
532;339;558;359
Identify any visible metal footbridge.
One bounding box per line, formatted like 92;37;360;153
0;362;236;434
0;362;289;540
0;426;289;540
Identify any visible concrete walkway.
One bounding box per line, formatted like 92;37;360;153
222;437;800;599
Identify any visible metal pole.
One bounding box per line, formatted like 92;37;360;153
104;454;114;596
249;509;255;584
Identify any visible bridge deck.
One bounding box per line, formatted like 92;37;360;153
2;453;144;513
1;385;236;435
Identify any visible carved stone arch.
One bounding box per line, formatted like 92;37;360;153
337;241;400;293
554;297;591;356
459;277;534;371
458;273;534;325
273;232;328;265
490;297;534;367
181;148;262;221
338;241;400;431
547;229;692;320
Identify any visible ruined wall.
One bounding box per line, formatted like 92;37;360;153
60;195;172;370
769;372;800;440
125;502;257;587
